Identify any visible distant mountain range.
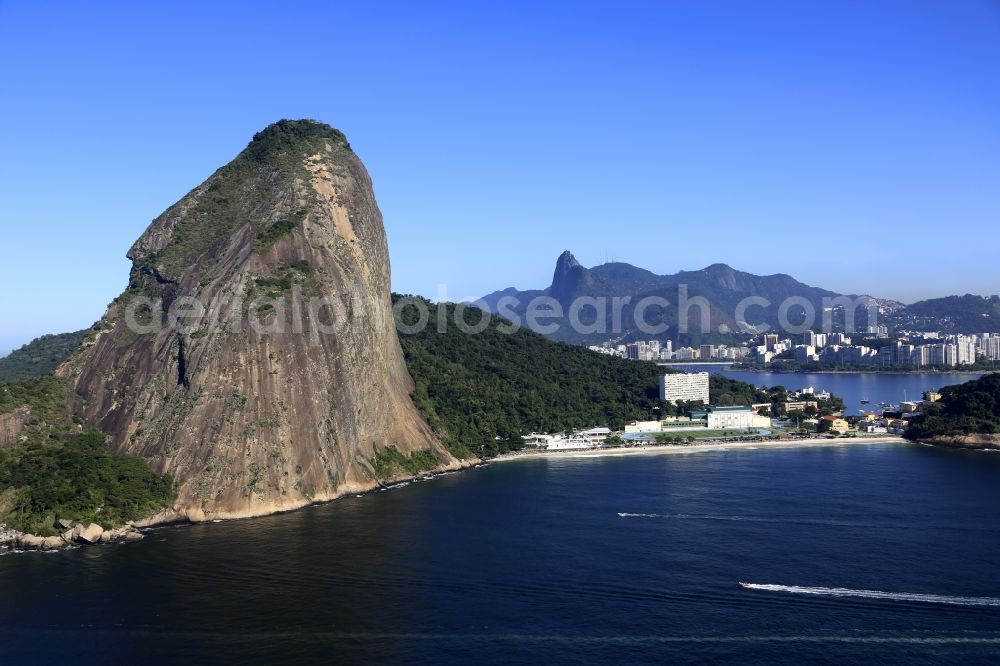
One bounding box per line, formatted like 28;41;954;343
888;294;1000;333
478;252;996;345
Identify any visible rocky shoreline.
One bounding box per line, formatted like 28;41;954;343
918;433;1000;451
0;457;478;554
1;519;144;552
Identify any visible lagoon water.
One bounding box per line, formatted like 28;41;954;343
2;442;1000;664
670;364;984;415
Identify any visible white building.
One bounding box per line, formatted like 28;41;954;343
794;345;818;362
624;420;664;434
705;406;760;429
956;335;977;365
659;372;710;404
984;335;1000;361
522;427;611;450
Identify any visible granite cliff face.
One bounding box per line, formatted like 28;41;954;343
59;120;457;521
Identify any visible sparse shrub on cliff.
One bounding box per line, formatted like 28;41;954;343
369;446;440;480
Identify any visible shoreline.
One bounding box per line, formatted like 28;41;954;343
1;458;479;554
492;436;907;462
727;366;988;376
0;436;928;554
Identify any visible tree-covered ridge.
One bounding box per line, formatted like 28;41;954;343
244;119;351;163
0;431;174;535
0;330;87;382
394;296;771;457
0;376;174;535
905;373;1000;440
898;295;1000;333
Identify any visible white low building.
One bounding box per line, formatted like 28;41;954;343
522;427;611;450
703;406;769;430
624;420;663;434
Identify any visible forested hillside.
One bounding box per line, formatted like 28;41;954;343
395;296;768;456
0;331;87;382
905;373;1000;439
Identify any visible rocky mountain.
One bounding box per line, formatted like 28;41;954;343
56;120;458;522
480;251;866;345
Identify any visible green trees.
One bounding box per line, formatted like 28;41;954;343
0;331;87;382
905;373;1000;440
0;376;174;534
395;296;773;458
0;431;174;535
0;375;70;428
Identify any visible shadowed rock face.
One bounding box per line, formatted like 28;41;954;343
59;120;456;521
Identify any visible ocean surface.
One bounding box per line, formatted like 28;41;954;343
669;364;984;415
3;442;1000;664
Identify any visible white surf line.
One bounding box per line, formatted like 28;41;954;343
740;583;1000;607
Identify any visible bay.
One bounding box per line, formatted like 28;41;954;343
2;443;1000;664
668;364;984;414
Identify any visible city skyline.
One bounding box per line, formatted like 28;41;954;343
2;1;999;353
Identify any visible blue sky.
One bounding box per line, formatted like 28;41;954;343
1;0;999;354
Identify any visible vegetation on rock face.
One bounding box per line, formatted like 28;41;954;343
0;375;73;441
0;331;87;382
246;260;319;305
905;373;1000;440
254;209;308;255
394;296;773;457
368;446;440;480
0;376;174;534
133;119;352;279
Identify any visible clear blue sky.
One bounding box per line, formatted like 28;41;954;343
1;0;999;354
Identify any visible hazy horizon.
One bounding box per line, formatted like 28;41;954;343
2;0;999;352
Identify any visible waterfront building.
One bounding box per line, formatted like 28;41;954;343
675;347;699;360
956;336;977;365
522;427;611;450
624;420;664;434
689;405;767;430
821;416;850;432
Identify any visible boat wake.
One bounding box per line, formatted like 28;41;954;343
617;512;663;518
739;583;1000;607
617;512;828;524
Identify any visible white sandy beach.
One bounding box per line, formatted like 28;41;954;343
493;436;907;462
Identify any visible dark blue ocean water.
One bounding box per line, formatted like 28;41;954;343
2;442;1000;664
